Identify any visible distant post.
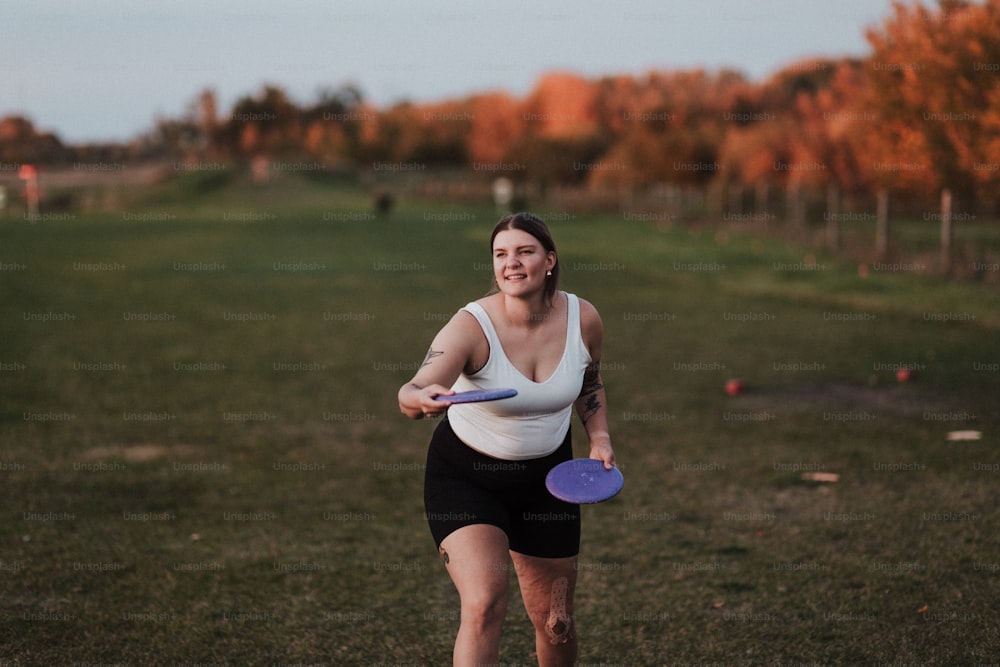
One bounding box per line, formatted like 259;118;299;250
251;155;270;185
786;182;805;236
755;180;769;217
492;177;513;215
940;188;953;274
876;189;890;259
728;182;743;217
18;164;40;220
826;182;840;251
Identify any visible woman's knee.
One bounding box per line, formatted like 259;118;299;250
460;589;509;632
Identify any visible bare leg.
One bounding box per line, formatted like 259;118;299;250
510;551;579;667
438;524;512;666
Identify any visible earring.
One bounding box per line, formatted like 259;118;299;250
546;270;552;276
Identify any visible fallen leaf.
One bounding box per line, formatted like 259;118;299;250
947;430;981;442
802;472;840;483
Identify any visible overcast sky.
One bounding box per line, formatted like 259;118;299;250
2;0;900;143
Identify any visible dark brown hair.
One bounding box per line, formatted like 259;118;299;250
489;212;559;304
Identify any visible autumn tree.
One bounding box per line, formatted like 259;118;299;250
217;85;303;159
589;70;747;190
300;84;367;163
355;102;426;164
861;0;1000;207
408;100;473;166
509;72;611;188
466;92;524;165
0;116;68;165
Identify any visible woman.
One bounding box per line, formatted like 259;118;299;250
398;212;615;666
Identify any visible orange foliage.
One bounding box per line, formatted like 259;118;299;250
520;72;599;138
861;0;1000;199
467;92;524;164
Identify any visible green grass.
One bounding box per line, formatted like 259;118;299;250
1;175;999;665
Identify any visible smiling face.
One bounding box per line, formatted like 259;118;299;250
492;228;556;299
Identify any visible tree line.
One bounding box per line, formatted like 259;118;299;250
2;0;999;215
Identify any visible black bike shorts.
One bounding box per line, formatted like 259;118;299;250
423;418;580;559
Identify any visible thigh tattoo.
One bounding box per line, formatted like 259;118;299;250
544;576;572;644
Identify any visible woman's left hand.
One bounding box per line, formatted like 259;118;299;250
589;441;616;470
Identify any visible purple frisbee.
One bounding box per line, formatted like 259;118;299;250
546;458;624;504
432;388;517;404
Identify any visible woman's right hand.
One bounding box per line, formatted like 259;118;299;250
397;310;485;420
399;383;454;420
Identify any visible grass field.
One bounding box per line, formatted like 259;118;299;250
1;172;999;665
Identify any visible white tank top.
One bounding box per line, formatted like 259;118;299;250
447;292;592;460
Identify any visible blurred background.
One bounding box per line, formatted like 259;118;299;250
3;0;999;277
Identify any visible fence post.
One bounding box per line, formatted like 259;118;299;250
940;188;953;274
787;182;805;236
728;182;743;218
876;189;890;259
826;182;840;251
755;180;769;217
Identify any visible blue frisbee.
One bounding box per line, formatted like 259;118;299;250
433;388;517;404
546;458;624;504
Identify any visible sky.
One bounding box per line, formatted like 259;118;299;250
2;0;902;144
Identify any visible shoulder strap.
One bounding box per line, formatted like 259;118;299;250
460;302;501;347
565;292;579;321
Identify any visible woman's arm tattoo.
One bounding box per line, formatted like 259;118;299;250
578;363;604;424
579;363;603;396
421;348;443;367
